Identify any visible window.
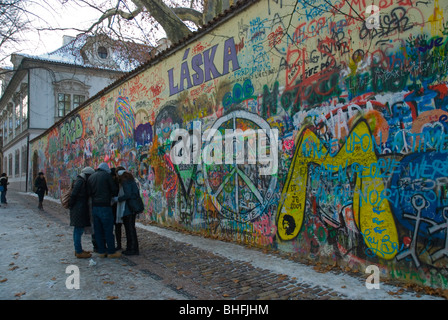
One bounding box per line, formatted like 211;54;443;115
58;93;71;117
57;93;86;117
98;46;108;59
22;94;28;124
15;103;21;129
8;116;12;136
3;120;7;143
73;95;85;109
8;154;12;176
54;80;89;118
15;149;19;177
21;146;27;176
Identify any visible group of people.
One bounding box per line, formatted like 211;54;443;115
34;163;142;259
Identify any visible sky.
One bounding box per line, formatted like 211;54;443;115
21;1;102;56
3;0;181;67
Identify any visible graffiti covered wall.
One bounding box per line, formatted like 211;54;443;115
31;0;448;289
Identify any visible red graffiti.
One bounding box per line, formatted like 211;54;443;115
235;37;245;54
149;84;163;97
286;36;338;107
343;0;412;17
268;26;283;48
429;84;448;100
192;42;208;55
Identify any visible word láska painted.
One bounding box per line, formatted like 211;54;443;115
168;37;241;96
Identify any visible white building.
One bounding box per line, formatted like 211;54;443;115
0;34;153;191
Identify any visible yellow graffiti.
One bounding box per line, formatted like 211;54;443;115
428;0;443;36
277;119;398;260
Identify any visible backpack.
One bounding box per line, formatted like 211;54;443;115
127;180;144;213
60;181;74;209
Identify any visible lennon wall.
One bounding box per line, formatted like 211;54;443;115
30;0;448;289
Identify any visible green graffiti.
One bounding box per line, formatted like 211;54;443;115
60;115;83;145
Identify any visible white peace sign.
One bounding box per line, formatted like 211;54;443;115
202;110;277;223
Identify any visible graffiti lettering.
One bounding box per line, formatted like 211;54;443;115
168;37;241;96
60;115;83;145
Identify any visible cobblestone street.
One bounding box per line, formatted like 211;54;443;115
0;191;444;306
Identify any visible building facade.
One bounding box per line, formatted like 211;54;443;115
0;34;152;191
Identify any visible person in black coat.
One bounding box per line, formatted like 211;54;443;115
115;169;141;255
69;167;95;259
0;173;8;205
87;162;120;258
34;172;48;210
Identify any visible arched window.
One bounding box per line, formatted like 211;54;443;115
98;46;108;59
54;80;90;118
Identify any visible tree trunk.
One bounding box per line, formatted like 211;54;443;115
136;0;193;44
203;0;232;24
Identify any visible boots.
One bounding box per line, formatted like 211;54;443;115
97;251;122;258
108;251;122;258
38;201;43;210
75;251;92;259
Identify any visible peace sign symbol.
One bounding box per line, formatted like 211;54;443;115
203;110;277;223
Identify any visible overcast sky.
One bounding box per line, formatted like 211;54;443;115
3;0;173;67
22;1;101;55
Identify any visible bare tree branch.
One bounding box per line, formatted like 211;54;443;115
53;0;205;45
84;5;144;33
172;7;203;26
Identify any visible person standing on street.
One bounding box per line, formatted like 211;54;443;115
0;173;8;205
34;172;48;210
110;167;123;251
69;166;95;259
87;162;120;258
115;169;141;255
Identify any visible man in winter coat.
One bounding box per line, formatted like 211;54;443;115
87;163;120;258
0;173;8;205
34;172;48;210
69;166;95;259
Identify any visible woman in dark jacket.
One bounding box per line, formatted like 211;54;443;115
69;167;95;259
34;172;48;210
115;169;141;255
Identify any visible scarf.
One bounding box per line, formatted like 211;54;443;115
116;185;126;224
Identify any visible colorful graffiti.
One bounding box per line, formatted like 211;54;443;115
30;0;448;289
114;95;136;140
277;119;399;260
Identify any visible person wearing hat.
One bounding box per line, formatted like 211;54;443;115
69;166;95;259
34;172;48;210
0;173;9;205
87;162;120;258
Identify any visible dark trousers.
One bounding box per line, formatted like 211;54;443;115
115;223;122;250
1;189;6;203
123;213;139;254
92;206;116;254
37;191;45;209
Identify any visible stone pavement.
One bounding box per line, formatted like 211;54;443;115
0;190;445;304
